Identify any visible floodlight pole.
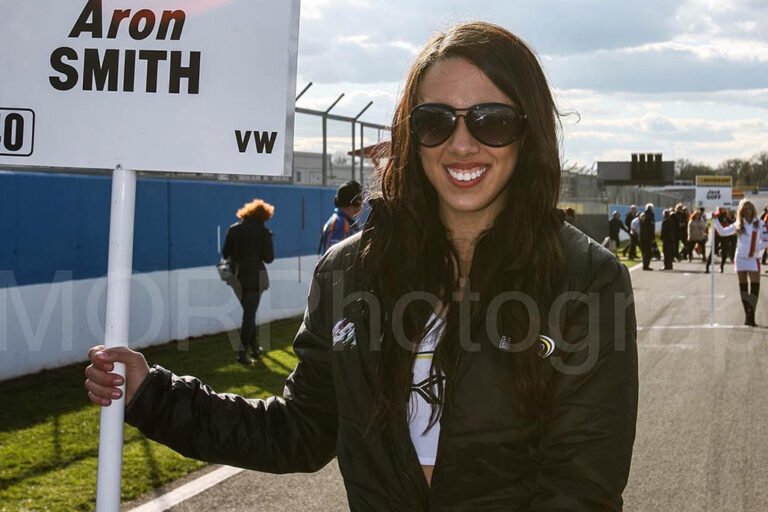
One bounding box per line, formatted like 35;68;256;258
96;165;136;512
352;101;373;182
322;93;345;186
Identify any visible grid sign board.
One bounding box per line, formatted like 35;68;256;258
695;175;733;208
0;0;300;176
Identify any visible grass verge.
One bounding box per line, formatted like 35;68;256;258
0;316;303;512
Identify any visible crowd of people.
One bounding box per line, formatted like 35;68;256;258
612;199;768;326
615;202;768;272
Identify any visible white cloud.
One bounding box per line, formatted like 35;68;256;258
624;39;768;62
546;45;768;93
292;0;768;167
559;92;768;166
333;34;420;54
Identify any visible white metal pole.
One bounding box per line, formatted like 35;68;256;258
96;166;137;512
710;219;716;326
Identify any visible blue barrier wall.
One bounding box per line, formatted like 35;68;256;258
0;171;337;288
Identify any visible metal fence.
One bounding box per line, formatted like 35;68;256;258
294;83;390;186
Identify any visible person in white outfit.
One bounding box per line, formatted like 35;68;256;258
713;199;766;326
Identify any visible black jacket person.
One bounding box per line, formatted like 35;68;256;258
85;22;638;511
222;199;275;364
661;210;676;270
639;204;656;270
121;213;638;511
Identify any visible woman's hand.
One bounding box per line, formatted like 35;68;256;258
84;346;150;406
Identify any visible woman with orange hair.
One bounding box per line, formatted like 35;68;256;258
222;198;275;363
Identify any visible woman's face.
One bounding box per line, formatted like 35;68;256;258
415;57;523;229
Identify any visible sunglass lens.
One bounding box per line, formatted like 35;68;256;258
411;106;456;147
468;105;525;147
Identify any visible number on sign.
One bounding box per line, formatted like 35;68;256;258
0;108;35;157
2;113;24;152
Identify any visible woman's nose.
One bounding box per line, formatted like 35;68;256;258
446;116;480;156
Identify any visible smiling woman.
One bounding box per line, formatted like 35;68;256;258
85;21;638;511
415;58;526;234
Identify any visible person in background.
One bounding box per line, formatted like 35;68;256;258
687;210;708;265
84;22;637;510
762;205;768;267
676;204;690;261
671;204;685;261
318;180;363;254
697;205;709;262
623;205;638;259
707;207;736;274
639;203;656;271
608;210;628;254
724;209;738;266
222;199;275;364
660;209;676;270
629;213;641;260
712;199;766;326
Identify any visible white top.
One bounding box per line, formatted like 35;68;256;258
408;315;446;466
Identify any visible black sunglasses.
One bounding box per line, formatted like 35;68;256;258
410;102;527;148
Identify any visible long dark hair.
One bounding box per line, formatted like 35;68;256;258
361;22;565;431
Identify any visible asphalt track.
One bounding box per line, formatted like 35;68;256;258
122;258;768;511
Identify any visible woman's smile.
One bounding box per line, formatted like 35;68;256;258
445;162;488;187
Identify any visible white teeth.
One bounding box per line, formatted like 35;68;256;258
447;166;486;182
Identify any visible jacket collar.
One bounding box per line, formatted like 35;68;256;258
335;207;358;227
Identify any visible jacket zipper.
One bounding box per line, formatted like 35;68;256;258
398;412;431;508
347;299;427;507
426;350;463;509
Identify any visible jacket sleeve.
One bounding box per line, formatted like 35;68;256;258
261;229;275;263
222;227;234;260
531;258;638;511
713;218;736;237
318;221;331;255
124;265;338;474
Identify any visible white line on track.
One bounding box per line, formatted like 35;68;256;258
127;465;244;512
638;324;753;330
642;344;698;350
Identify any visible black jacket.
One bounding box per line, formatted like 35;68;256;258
623;213;635;232
126;217;638;511
609;217;627;241
222;218;274;292
661;217;676;243
639;212;656;245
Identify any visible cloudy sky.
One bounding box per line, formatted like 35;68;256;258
292;0;768;168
